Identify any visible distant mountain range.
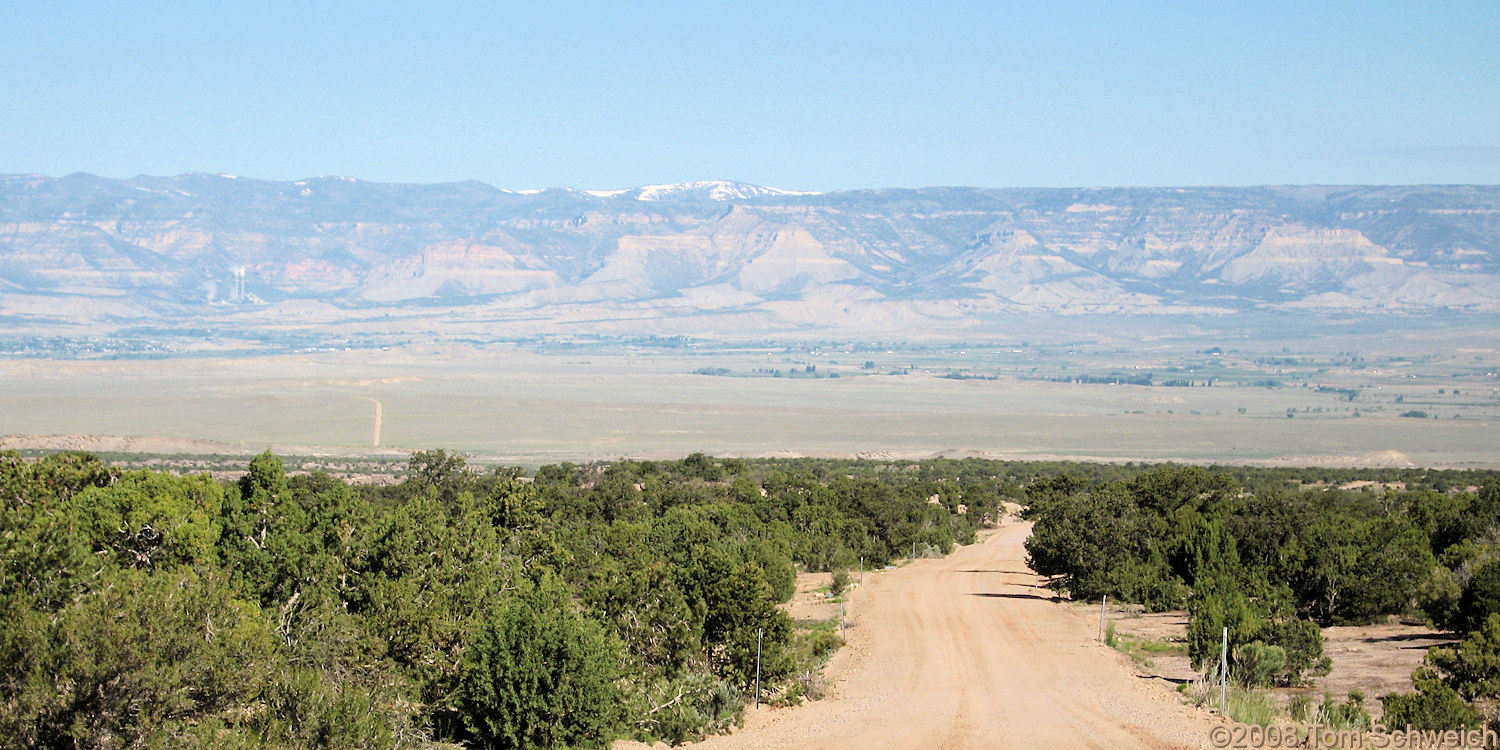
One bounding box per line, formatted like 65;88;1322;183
1;173;1497;342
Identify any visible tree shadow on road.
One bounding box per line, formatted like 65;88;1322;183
969;592;1058;602
1144;674;1193;686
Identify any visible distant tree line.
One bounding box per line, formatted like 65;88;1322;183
1047;372;1155;386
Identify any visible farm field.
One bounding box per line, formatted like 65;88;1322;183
2;337;1498;467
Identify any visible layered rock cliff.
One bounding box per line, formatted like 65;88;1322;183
1;175;1496;339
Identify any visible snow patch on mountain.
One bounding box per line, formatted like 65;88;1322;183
632;180;820;202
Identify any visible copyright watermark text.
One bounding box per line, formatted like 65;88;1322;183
1209;723;1498;748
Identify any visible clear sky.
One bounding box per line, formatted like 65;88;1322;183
2;1;1496;191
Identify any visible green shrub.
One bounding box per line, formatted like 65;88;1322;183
830;569;850;597
1458;560;1500;633
1418;561;1464;631
254;668;413;749
1024;484;1140;600
634;672;742;746
1426;613;1500;700
1234;642;1287;687
457;577;625;750
1102;557;1188;611
1227;687;1280;726
1287;693;1314;723
1188;578;1327;686
1381;670;1483;731
1319;690;1371;732
800;628;844;661
1187;575;1260;671
0;567;276;748
1261;618;1331;685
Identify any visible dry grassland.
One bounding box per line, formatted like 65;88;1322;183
1;342;1497;467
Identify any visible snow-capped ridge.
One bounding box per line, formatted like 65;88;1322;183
630;180;820;202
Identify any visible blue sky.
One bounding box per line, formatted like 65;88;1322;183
2;1;1496;190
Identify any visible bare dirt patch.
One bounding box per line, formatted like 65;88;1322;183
784;570;859;625
1319;623;1457;712
1104;609;1453;720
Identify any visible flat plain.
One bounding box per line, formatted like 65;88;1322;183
3;331;1497;468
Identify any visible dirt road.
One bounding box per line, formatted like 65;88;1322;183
364;397;383;447
653;521;1219;749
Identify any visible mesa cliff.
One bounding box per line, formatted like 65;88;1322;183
2;175;1496;341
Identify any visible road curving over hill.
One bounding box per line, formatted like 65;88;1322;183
637;521;1220;750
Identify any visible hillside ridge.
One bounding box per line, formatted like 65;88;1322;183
2;174;1497;340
